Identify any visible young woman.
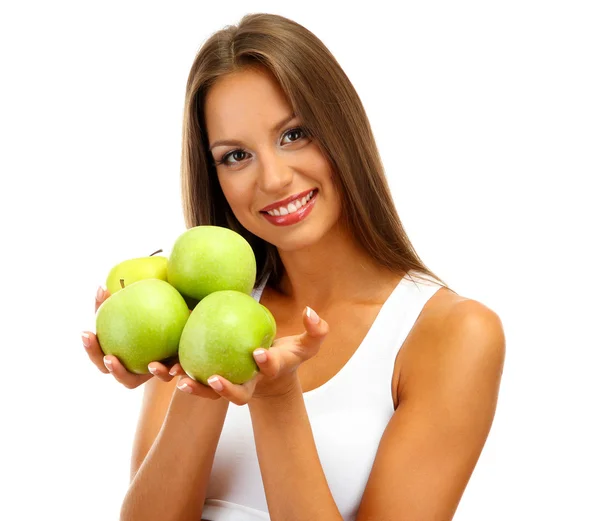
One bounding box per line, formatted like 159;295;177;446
83;13;505;521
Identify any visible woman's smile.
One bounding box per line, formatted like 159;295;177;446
260;189;318;226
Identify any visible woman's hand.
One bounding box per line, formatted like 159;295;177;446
82;286;181;389
175;306;329;404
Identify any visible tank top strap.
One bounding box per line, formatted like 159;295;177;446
251;272;271;302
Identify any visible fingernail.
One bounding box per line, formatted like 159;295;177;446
177;382;192;393
148;365;158;375
169;367;177;376
82;332;91;348
306;306;320;324
207;376;223;392
254;349;267;363
96;286;104;301
103;357;113;372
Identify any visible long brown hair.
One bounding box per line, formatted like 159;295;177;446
180;13;450;291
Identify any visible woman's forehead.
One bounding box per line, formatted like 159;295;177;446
204;70;295;147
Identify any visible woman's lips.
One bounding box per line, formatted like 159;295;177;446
260;190;318;226
259;187;316;213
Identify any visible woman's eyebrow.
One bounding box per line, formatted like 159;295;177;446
209;113;297;151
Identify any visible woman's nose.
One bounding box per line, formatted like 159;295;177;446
257;151;293;193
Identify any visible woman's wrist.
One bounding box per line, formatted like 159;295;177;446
166;388;229;430
250;371;301;405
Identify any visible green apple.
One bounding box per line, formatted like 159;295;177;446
179;290;277;385
106;249;168;295
167;226;256;301
96;278;189;374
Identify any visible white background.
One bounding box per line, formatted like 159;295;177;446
1;1;598;520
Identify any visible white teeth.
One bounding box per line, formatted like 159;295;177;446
266;190;316;216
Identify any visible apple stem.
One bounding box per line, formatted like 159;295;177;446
120;278;125;289
150;249;163;256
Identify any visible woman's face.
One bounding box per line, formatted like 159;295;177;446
204;67;341;252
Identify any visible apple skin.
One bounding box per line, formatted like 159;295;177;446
179;290;276;385
167;226;256;301
96;279;190;374
106;254;168;295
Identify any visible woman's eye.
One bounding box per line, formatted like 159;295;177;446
218;149;248;166
281;127;306;144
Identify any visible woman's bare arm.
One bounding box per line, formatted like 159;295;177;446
120;378;229;521
356;300;506;520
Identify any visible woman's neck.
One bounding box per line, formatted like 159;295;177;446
274;225;400;312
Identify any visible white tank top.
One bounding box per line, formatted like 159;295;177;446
202;270;445;521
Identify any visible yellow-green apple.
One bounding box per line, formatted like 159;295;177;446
96;279;189;374
178;290;276;385
105;249;168;295
167;226;256;301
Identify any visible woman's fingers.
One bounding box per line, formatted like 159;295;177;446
259;307;328;375
103;355;153;389
295;306;329;361
148;361;182;383
82;331;110;374
176;376;222;400
252;347;281;379
95;286;111;313
205;375;257;406
168;363;185;377
84;329;175;388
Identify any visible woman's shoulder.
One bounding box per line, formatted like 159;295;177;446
403;268;497;326
398;286;505;395
422;284;501;335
